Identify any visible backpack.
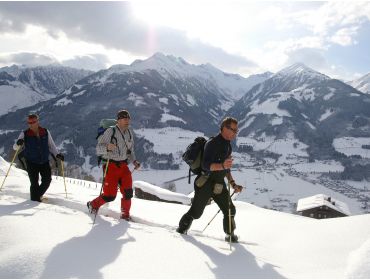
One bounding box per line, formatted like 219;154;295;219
96;119;117;166
182;136;207;184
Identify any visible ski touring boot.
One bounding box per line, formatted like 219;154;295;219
87;201;97;214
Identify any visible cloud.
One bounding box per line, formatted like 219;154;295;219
0;52;57;66
0;2;257;73
296;2;370;40
329;26;359;46
61;54;110;71
284;48;329;71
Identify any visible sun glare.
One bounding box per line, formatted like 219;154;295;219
131;1;223;36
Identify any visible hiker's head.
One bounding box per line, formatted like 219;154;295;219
220;117;238;140
117;110;131;120
117;110;131;127
27;113;39;127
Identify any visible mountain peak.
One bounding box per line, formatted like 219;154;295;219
277;63;330;81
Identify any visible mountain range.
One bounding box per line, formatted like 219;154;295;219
0;54;369;184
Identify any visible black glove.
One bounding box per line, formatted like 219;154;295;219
133;160;141;169
16;139;24;146
56;153;64;161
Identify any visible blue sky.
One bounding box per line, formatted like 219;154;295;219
0;1;369;80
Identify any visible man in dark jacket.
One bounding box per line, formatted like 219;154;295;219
14;113;64;202
177;117;243;242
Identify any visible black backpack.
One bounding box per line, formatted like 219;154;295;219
182;136;207;184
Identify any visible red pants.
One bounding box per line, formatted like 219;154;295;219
91;162;133;216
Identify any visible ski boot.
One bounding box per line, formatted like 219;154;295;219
225;233;239;243
87;201;97;214
120;213;131;221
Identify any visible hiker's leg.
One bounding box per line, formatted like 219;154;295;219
39;162;52;198
213;185;236;235
26;160;41;201
91;163;119;209
119;164;133;218
178;180;213;232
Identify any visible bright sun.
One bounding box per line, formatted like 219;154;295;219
131;1;199;30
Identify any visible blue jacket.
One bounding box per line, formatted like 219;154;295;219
24;127;50;164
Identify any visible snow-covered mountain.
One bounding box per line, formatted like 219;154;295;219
1;156;369;278
107;52;272;101
228;63;370;170
349;72;370;94
0;53;271;172
0;64;92;116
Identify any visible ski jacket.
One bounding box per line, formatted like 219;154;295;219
14;127;59;164
202;133;232;182
96;125;137;163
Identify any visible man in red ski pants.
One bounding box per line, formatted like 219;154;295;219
87;110;140;220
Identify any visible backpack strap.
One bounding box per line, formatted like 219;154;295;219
111;126;117;144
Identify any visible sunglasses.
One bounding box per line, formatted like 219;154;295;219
27;120;38;124
226;125;239;134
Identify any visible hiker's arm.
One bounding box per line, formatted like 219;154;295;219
226;170;243;193
129;128;137;162
47;131;59;157
13;132;25;150
202;141;215;171
96;128;114;156
202;141;231;171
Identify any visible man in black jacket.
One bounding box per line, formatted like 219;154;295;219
177;117;243;242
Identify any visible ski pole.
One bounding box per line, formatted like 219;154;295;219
228;181;232;251
201;190;236;233
0;145;22;192
93;158;110;225
60;160;68;198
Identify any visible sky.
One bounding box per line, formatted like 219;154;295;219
1;155;370;278
0;1;370;80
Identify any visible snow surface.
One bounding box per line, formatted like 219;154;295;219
134;127;205;156
333;137;370;159
1;156;370;278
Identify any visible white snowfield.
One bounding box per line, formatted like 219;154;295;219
0;156;369;279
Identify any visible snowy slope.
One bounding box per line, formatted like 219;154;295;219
349;72;370;94
0;80;50;116
0;156;370;278
0;64;92;116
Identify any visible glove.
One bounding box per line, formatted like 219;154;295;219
230;180;243;193
56;153;64;161
133;160;141;170
233;184;243;193
16;139;24;146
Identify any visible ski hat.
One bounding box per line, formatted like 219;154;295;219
117;110;131;120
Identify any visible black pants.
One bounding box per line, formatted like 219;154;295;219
26;160;52;201
179;177;236;234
